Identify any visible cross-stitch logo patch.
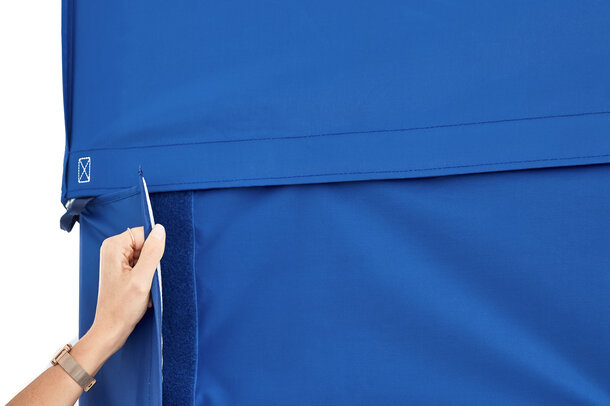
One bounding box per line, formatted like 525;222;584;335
78;157;91;183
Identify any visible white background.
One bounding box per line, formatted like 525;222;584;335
0;1;80;402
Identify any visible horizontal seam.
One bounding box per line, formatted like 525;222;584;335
68;110;610;154
87;190;140;206
67;152;610;193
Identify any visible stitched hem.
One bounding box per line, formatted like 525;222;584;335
62;110;610;201
67;153;610;195
68;111;610;154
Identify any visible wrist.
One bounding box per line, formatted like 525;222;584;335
83;323;127;361
67;332;114;379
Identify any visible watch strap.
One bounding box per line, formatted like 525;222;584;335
51;344;97;392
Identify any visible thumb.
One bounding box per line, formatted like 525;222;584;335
133;224;166;281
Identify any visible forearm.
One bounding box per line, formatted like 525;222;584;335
7;329;115;406
8;225;164;405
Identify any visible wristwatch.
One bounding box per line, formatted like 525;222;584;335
51;344;97;392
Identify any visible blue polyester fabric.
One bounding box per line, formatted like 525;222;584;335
61;1;610;404
190;167;610;405
61;1;610;201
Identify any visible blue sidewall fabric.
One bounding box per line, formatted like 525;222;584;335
191;165;610;405
76;165;610;405
78;186;162;406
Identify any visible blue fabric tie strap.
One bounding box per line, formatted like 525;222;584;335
60;197;95;232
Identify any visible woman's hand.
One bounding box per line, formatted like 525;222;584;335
89;225;166;355
8;225;165;406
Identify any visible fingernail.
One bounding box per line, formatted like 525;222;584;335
150;224;165;240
